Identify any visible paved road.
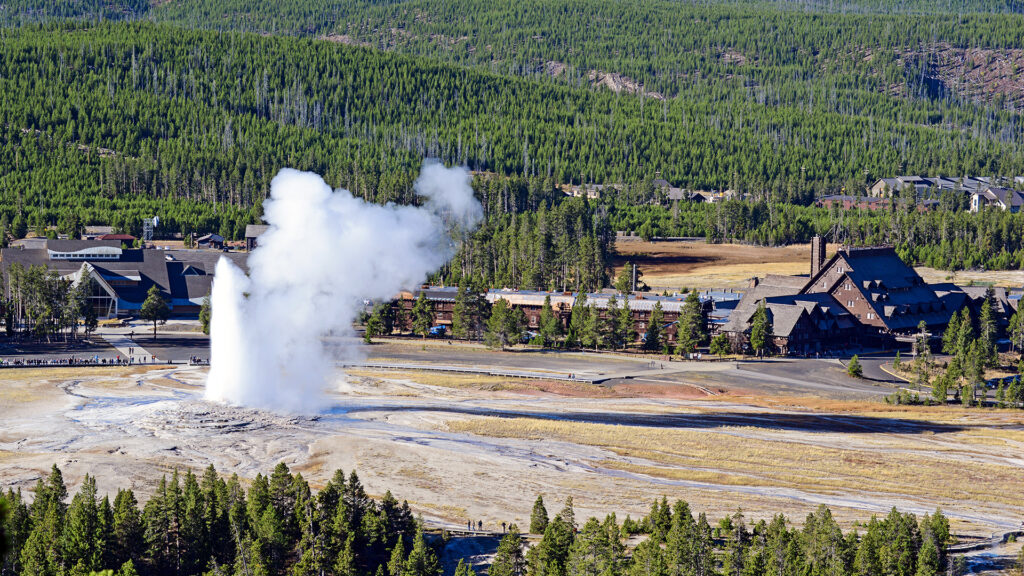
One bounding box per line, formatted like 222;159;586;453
0;338;120;362
2;330;901;400
853;352;906;384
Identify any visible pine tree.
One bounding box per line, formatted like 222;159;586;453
614;265;633;294
675;291;706;355
568;293;590;349
628;538;666;576
453;558;477;576
411;292;434;338
915;540;940;576
538;295;562;348
485;298;512;349
530;496;549;535
710;334;730;357
528;515;574;576
942;308;962;355
664;500;695;574
65;474;102;572
452;283;471;340
404;529;440;576
802;505;847;576
199;293;211;335
692;513;714;576
140;285;169;340
490;529;526;576
334;535;357;576
617;297;636;349
847;355;863;378
643;302;664;351
749;302;771;357
566;518;614;576
117;559;139;576
979;293;998;368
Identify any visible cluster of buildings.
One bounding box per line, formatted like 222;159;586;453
560;179;743;204
858;175;1024;212
394;236;1017;354
1;235;1017;355
556;174;1024;213
0;239;246;317
392;285;742;344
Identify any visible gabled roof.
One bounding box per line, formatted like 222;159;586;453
804;246;961;331
245;224;270;238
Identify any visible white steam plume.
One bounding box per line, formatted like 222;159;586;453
205;161;482;413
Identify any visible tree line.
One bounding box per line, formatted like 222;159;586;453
365;278;717;355
2;465;977;576
1;463;429;576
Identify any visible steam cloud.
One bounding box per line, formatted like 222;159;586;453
205;161;482;413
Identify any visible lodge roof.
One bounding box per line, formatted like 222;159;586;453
808;246;963;331
1;244;246;307
47;239;121;252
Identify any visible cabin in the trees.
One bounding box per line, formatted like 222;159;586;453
196;233;225;250
245;225;270;251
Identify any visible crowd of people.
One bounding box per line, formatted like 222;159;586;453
0;356;137;367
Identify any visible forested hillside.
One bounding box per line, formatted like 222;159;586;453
2;3;1024;276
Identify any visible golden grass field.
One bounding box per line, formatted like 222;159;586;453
442;400;1024;518
614;239;1024;290
612;240;834;290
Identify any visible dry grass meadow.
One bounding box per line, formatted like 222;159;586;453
615;239;1024;290
611;240;834;290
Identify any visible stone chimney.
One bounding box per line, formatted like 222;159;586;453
810;235;826;276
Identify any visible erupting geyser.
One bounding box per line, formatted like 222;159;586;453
205;162;482;413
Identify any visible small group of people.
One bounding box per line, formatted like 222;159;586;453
188;356;209;365
464;520;511;533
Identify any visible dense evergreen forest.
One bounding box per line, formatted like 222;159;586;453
2;3;1024;278
0;464;968;576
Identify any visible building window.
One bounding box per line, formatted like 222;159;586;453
847;300;854;307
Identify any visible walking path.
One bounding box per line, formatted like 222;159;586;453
339;359;738;384
100;332;159;364
947;530;1024;553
